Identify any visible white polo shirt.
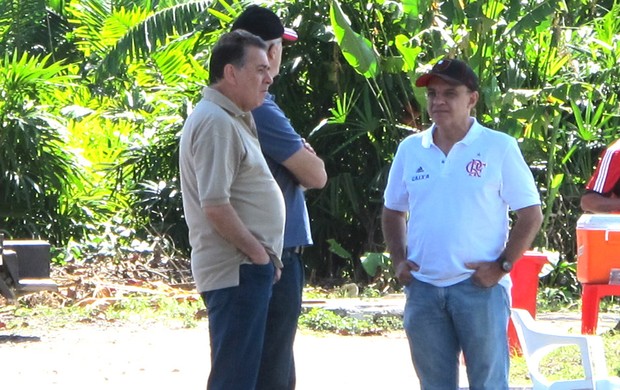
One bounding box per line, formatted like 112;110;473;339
384;118;540;288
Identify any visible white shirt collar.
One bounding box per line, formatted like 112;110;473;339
421;117;483;148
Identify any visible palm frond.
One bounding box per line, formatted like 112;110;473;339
0;0;60;57
95;0;217;79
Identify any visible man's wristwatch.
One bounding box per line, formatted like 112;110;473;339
496;255;512;273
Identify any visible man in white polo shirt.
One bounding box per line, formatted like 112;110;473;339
382;58;543;389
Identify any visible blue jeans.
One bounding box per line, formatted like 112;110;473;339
403;277;510;390
201;263;275;390
256;248;304;390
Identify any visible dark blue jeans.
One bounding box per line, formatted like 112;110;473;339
256;248;304;390
201;263;275;390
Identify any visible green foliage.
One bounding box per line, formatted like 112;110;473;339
359;286;382;298
61;0;236;259
360;252;390;277
298;307;402;335
330;1;378;78
360;251;399;292
5;295;204;329
314;0;620;288
0;51;92;244
107;296;202;328
511;334;620;384
3;0;620;296
327;239;352;260
539;260;581;305
0;0;57;56
538;287;580;312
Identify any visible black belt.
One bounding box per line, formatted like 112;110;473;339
284;246;304;255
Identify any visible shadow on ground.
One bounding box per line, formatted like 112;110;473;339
0;334;41;344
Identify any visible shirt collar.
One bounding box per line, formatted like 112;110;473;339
421;117;482;148
202;86;247;118
202;86;256;133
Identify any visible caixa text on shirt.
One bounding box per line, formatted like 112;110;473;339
411;173;430;182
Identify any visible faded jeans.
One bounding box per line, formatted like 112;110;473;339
403;277;510;390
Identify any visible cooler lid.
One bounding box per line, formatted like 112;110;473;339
577;213;620;230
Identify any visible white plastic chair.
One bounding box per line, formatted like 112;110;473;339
511;308;620;389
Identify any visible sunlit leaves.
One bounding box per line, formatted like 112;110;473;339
330;0;379;79
360;251;390;277
506;0;556;36
0;51;82;241
394;34;421;72
98;0;214;74
481;0;505;19
327;238;353;260
400;0;420;15
67;0;111;57
0;51;74;105
68;0;215;79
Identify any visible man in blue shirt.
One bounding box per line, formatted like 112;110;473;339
232;6;328;390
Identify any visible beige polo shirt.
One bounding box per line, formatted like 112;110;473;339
179;87;285;293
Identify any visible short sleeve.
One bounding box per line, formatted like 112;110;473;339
585;146;620;195
384;143;410;212
192;115;242;207
500;138;541;211
253;97;303;163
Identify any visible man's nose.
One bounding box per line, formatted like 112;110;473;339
431;94;447;104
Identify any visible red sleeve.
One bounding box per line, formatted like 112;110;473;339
586;142;620;194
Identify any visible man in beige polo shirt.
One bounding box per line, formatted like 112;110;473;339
179;30;285;390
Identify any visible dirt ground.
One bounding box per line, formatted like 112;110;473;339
0;319;417;390
1;308;617;389
3;258;617;389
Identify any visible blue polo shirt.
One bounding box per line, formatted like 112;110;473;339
252;93;313;249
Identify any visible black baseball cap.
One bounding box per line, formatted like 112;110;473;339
415;59;479;92
231;5;298;43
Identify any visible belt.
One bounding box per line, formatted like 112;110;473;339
284;246;304;255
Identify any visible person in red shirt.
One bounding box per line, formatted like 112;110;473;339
581;139;620;332
581;139;620;213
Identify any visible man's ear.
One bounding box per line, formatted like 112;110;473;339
222;63;237;84
267;43;278;61
468;90;479;108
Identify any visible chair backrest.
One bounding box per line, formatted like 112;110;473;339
510;308;609;390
